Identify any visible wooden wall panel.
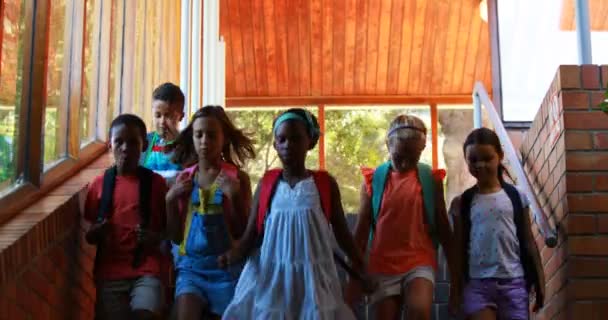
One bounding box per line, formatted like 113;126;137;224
297;0;311;96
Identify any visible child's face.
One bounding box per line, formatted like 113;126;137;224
273;121;311;166
387;135;425;171
192;116;225;161
110;124;144;171
152;100;182;140
465;143;502;182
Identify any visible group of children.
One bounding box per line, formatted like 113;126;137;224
83;82;546;320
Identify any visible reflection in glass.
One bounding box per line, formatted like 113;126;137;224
0;0;27;192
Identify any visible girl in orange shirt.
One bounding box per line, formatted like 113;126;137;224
347;114;458;320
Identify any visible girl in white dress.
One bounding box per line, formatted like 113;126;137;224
218;108;370;319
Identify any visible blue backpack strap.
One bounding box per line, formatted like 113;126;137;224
417;163;438;249
370;161;391;239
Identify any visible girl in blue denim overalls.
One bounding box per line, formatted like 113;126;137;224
165;106;255;320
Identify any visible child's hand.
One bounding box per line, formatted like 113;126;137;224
136;225;161;247
360;273;377;294
217;247;242;269
216;171;240;199
533;285;545;312
85;219;108;244
344;281;363;306
167;177;193;202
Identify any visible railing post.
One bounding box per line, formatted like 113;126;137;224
473;92;482;128
575;0;592;64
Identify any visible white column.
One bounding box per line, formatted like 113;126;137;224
202;0;225;107
575;0;592;64
179;0;191;128
191;0;202;112
219;40;225;108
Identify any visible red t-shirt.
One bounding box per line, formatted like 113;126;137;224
84;171;168;280
362;167;445;275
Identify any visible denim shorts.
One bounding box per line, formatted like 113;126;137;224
463;277;529;320
96;275;162;319
174;264;242;315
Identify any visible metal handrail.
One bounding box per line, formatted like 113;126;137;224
473;82;558;248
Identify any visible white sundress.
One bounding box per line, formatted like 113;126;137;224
222;176;355;320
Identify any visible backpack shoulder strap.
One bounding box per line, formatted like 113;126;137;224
370;161;391;231
221;162;239;179
502;182;538;290
417;162;438;248
459;185;477;283
502;183;524;217
98;166;117;223
137;166;154;227
311;170;332;221
132;166;154;268
256;169;283;233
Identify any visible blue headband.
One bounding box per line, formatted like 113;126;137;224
273;111;320;139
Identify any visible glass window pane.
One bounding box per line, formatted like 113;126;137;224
80;0;97;145
226;107;320;189
43;0;69;166
0;0;27;192
325;106;431;213
498;0;578;121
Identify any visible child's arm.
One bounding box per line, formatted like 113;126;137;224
219;170;252;239
434;177;457;276
82;178;107;245
328;176;366;274
218;184;261;268
447;196;463;315
523;207;545;312
165;174;193;243
352;182;373;254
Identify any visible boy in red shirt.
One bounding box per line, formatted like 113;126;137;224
84;114;167;320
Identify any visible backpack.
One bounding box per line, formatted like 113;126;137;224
367;161;439;249
175;162;239;255
96;166;154;269
460;182;539;291
256;169;332;234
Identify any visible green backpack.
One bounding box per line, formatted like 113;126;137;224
368;161;439;249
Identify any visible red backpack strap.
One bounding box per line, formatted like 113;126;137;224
312;170;332;221
256;169;283;233
220;162;239;179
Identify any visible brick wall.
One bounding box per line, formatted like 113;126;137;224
520;65;608;320
0;158;108;320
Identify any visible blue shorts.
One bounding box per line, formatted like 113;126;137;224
174;260;242;315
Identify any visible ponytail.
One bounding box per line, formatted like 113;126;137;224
167;122;196;167
498;163;515;185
